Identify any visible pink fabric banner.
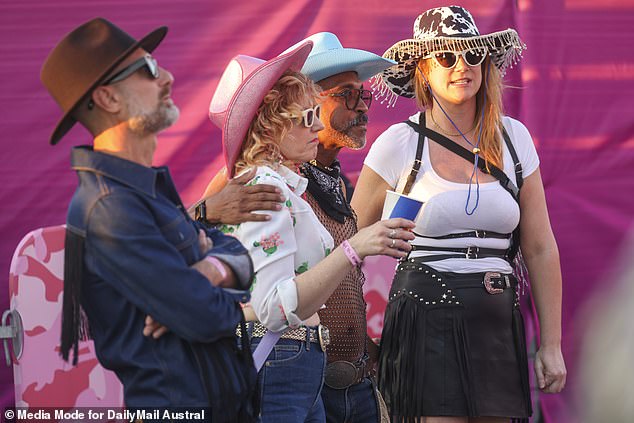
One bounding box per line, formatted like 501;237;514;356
1;1;633;421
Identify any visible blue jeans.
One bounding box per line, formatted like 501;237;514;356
321;377;379;423
253;337;327;423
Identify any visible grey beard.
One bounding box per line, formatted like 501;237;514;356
328;115;368;150
339;114;368;131
129;103;180;136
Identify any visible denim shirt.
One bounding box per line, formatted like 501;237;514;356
67;146;256;409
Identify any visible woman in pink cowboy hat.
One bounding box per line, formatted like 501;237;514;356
352;5;566;423
207;41;415;422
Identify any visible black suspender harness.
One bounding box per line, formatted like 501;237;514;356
401;113;524;263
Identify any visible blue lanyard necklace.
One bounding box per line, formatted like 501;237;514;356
415;59;491;215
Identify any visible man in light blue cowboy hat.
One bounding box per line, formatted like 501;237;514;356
288;32;396;423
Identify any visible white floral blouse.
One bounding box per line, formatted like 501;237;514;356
219;165;334;331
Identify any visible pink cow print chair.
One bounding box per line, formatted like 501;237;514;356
6;225;123;408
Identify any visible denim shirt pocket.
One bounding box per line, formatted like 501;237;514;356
159;213;199;264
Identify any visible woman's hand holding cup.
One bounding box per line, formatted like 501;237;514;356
349;218;416;260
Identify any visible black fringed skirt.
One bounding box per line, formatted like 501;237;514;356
377;259;532;422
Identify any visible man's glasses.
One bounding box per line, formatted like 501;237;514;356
103;55;160;85
423;48;488;69
328;88;373;110
281;104;321;128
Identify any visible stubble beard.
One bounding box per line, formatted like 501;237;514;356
129;103;179;135
326;115;368;150
128;91;180;136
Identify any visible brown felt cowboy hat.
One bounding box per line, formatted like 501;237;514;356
41;18;167;145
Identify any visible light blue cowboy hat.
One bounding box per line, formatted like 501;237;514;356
284;32;396;82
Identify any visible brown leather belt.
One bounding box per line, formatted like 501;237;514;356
237;322;331;352
324;356;372;390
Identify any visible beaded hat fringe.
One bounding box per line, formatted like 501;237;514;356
372;30;526;107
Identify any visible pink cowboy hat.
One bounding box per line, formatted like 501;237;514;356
209;41;313;177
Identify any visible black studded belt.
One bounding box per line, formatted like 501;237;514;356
390;259;517;307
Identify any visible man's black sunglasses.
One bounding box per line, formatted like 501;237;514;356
103;55;159;85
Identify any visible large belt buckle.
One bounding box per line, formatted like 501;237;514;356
324;361;357;390
317;324;330;351
483;272;504;294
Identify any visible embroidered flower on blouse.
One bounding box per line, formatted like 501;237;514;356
253;232;284;256
245;175;261;187
285;199;297;226
217;224;237;234
295;261;309;274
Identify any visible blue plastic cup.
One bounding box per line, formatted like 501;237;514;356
384;190;423;221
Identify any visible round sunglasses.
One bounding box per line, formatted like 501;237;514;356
423;48;488;69
328;88;373;110
280;104;321;128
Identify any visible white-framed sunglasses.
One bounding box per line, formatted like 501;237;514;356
423;48;488;69
280;104;321;128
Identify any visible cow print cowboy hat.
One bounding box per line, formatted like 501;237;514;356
374;5;526;105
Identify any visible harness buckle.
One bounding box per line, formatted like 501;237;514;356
475;230;486;239
410;159;422;175
465;246;479;259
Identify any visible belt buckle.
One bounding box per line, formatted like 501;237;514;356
324;361;357;390
465;246;479;259
483;272;504;294
317;324;330;351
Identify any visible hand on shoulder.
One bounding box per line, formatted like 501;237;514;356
198;167;285;225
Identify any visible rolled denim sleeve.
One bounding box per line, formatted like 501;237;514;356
199;224;254;292
85;192;247;343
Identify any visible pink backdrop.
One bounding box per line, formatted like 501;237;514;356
1;1;633;421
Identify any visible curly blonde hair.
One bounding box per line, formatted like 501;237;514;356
413;56;505;169
234;70;322;174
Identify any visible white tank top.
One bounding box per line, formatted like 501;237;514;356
364;113;540;273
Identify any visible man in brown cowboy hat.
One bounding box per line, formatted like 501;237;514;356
41;18;258;419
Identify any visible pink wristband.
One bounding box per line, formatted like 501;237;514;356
205;256;228;280
341;240;362;267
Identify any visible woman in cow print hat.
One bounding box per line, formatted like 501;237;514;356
353;5;566;422
374;5;525;104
